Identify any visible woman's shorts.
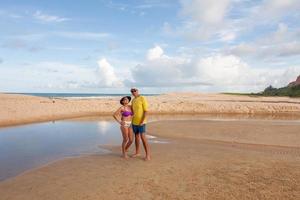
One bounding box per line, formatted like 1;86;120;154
122;121;132;128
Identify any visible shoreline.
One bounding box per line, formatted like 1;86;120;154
1;92;300;128
1;112;300;129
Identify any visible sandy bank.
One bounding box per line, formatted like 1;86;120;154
1;93;300;127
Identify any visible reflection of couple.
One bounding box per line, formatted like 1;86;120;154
113;88;151;161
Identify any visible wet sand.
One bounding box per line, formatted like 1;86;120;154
0;120;299;200
1;93;300;127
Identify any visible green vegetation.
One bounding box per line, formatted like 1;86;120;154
221;92;259;97
222;85;300;97
260;85;300;97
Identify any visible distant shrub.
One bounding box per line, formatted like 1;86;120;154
260;85;300;97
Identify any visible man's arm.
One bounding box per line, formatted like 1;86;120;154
140;111;147;125
140;96;148;125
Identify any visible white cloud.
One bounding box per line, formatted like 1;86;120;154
1;46;298;93
6;31;110;42
231;0;300;34
228;23;300;59
180;0;231;25
128;45;207;87
228;43;256;57
146;45;164;60
218;30;236;42
194;54;250;86
0;59;124;92
260;0;300;17
178;0;233;41
0;62;94;91
53;31;110;40
128;46;300;92
170;0;300;44
189;54;300;91
33;10;70;23
97;58;123;87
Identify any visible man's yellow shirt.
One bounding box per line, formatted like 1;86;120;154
132;95;148;125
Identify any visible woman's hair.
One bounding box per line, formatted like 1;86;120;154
120;96;131;105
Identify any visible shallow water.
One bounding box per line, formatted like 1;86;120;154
0;120;118;181
0;113;299;182
0;119;167;182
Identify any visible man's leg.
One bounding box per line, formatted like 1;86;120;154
141;133;151;161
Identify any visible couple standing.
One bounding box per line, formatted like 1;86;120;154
113;88;151;161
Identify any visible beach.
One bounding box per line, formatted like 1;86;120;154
2;0;300;198
1;93;300;127
0;120;300;199
0;93;300;199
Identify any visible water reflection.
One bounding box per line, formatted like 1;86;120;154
97;121;110;135
0;120;121;181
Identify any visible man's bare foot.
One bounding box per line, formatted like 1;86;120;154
144;156;151;161
131;153;140;158
122;154;129;159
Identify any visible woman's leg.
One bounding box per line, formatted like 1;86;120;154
125;127;133;152
120;126;129;158
131;133;141;157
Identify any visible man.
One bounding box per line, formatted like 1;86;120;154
130;88;151;161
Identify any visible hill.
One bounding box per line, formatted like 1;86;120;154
260;75;300;97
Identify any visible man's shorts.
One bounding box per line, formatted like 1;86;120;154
132;124;146;134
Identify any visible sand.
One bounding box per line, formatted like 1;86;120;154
0;120;300;200
1;92;300;127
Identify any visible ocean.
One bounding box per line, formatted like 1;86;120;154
8;93;158;99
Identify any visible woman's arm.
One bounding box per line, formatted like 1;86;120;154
113;107;123;125
129;105;134;115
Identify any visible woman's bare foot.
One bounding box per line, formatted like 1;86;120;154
131;153;140;158
144;155;151;161
122;154;129;159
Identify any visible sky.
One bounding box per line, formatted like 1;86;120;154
0;0;300;94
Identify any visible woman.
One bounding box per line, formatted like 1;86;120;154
113;96;134;159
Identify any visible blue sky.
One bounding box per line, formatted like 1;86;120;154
0;0;299;93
